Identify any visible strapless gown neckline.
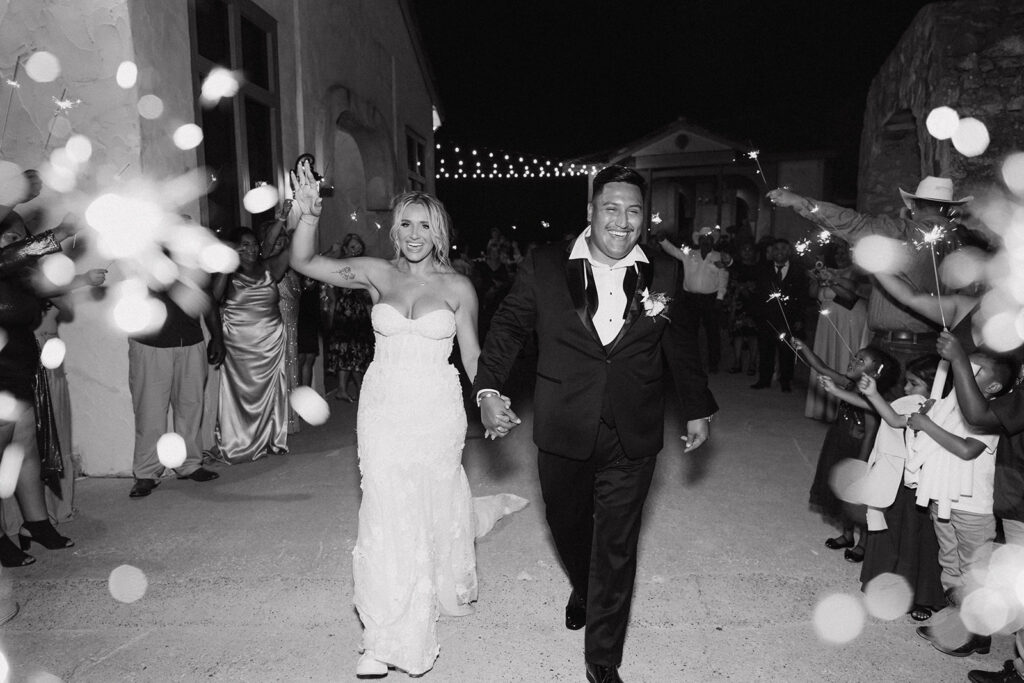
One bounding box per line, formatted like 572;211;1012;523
373;302;454;322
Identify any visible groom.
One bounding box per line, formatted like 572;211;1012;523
474;165;717;683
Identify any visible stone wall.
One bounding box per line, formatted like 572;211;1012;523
859;0;1024;213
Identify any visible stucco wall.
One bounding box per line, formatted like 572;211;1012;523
859;1;1024;214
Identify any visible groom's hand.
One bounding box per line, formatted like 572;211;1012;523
681;418;710;453
480;395;520;440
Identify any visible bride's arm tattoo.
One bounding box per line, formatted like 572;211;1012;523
334;266;355;280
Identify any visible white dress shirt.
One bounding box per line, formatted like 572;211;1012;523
682;249;729;299
568;227;649;346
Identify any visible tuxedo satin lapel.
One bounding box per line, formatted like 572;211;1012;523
565;257;602;347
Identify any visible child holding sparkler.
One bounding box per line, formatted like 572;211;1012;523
793;337;899;561
856;356;948;623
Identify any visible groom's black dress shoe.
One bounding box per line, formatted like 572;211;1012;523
586;661;623;683
565;590;586;630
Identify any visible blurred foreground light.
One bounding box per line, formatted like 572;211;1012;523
172;124;203;151
982;311;1024;353
111;283;167;336
39;253;75;287
863;573;913;621
0;443;25;498
116;61;138;89
925;106;960;140
829;457;868;504
0;328;7;353
0;392;20;422
0;650;8;683
289;387;330;426
137;94;164;120
940;247;986;290
65;135;93;164
853;235;907;274
243;184;279;214
200;68;240;105
1002;153;1024;197
961;587;1011;636
0;161;27;206
156;432;187;468
108;565;148;603
952;117;990;157
39;338;66;370
39;161;76;194
198;242;240;273
813;593;865;644
25;51;60;83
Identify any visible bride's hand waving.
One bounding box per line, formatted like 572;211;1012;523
289;161;322;219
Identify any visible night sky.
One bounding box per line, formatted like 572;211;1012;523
411;0;936;249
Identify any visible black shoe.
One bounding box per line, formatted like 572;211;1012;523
0;535;35;567
18;520;73;550
750;382;770;389
934;634;991;657
844;546;865;563
177;467;220;482
824;535;854;550
565;590;586;630
970;660;1024;683
780;383;792;393
585;661;623;683
129;478;159;498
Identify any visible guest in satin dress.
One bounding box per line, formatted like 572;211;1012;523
207;227;289;462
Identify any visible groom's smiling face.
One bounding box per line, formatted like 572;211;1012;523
586;181;644;266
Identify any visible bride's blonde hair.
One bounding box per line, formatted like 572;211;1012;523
388;191;453;270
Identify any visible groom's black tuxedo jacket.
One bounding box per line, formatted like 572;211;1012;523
474;240;718;461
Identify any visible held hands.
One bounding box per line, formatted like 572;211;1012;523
289;161;322;219
480;394;521;440
682;418;709;453
906;411;933;432
206;337;226;367
936;330;967;363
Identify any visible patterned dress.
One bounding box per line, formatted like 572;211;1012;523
326;287;374;374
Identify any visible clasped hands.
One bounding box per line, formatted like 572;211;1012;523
480;394;520;440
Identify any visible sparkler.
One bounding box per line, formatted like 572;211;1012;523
918;225;948;329
819;307;855;356
0;57;22;155
768;290;794;337
747;149;768;188
795;238;811;255
43;88;81;152
651;212;662;225
766;320;809;367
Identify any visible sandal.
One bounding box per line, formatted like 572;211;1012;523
825;535;854;550
844;546;865;563
910;605;932;621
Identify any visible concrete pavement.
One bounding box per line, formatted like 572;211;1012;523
0;368;1009;682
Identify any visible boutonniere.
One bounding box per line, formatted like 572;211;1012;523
641;289;671;321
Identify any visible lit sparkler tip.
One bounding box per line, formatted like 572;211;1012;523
5;79;20;88
817;229;831;244
746;150;759;160
820;309;831;316
651;212;662;225
52;95;81;111
809;204;820;213
778;333;787;340
795;238;811;255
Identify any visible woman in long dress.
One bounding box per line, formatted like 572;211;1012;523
289;163;526;678
208;228;289;462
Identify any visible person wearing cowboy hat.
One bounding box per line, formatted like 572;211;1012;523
767;177;973;385
655;225;729;373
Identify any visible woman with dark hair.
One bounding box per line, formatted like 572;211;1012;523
325;234;374;402
289;162;526;678
207;226;289;462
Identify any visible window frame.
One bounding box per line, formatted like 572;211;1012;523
406;127;427;192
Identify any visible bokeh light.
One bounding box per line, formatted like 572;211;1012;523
39;253;75;287
961;587;1011;636
981;310;1023;352
243;184;279;214
65;134;93;164
940;247;986;290
198;242;240;273
156;432;187;468
289;387;330;426
0;391;20;422
137;95;164;120
116;61;138;89
108;564;148;603
925;106;959;140
813;593;865;644
0;329;7;353
952;117;990;157
24;51;60;82
852;235;908;274
39;338;67;370
0;161;28;206
828;457;868;504
172;124;204;151
0;651;8;683
111;281;167;336
1002;153;1024;197
0;443;25;498
200;68;240;105
863;573;913;620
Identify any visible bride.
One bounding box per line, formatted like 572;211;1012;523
289;162;527;678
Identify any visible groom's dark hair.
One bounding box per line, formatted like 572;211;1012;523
591;165;646;200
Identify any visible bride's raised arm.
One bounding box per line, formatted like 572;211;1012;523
288;162;382;291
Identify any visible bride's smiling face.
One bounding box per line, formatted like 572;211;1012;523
397;204;436;263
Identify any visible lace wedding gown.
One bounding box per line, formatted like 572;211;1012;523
352;303;527;676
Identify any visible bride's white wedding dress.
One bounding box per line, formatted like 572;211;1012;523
352;303;527;676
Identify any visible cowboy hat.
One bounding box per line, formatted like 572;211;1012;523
692;225;721;244
899;176;973;209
